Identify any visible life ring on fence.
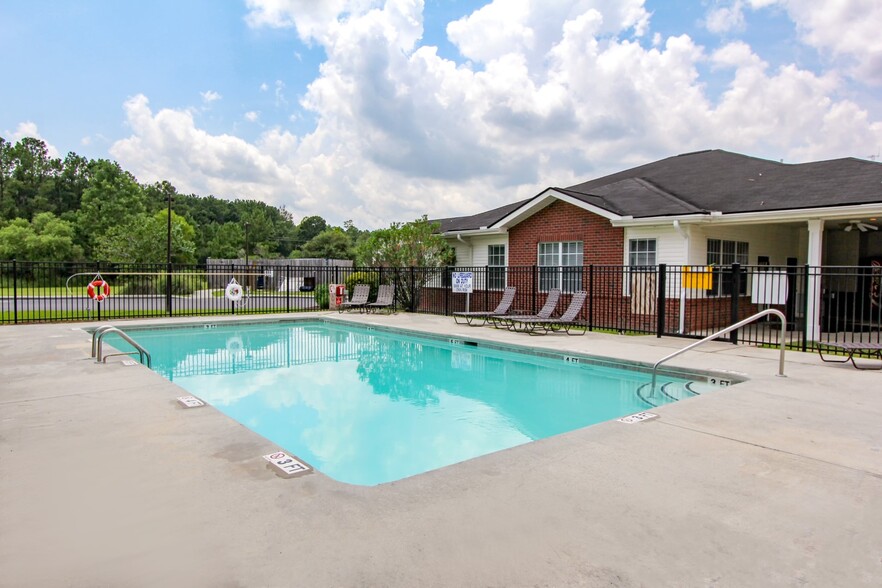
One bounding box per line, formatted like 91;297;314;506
225;282;244;302
87;280;111;302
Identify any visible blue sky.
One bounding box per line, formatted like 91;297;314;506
2;0;881;228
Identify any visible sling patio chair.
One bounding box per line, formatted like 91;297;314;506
453;286;517;326
365;284;396;314
339;283;371;313
507;290;588;335
496;288;561;330
817;341;882;370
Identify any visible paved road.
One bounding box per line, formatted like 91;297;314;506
1;291;318;320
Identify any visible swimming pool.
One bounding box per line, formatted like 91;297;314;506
109;320;728;485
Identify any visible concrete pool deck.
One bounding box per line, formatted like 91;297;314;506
1;312;880;587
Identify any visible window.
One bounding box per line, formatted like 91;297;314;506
538;241;583;292
628;239;657;268
487;245;506;290
706;239;749;296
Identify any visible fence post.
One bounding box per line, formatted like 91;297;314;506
95;260;101;322
801;264;811;352
532;265;538;314
656;264;667;338
230;263;235;315
444;266;450;316
285;263;291;313
587;264;594;331
729;263;741;343
12;259;18;325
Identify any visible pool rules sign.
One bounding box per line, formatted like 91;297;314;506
452;271;474;312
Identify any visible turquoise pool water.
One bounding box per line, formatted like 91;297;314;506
113;321;708;486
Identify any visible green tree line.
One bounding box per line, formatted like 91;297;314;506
0;136;370;263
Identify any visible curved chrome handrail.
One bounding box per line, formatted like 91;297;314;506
94;326;152;368
651;308;786;392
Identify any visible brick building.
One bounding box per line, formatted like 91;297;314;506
435;149;882;337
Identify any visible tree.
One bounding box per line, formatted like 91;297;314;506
206;222;245;259
0;137;13;215
0;219;33;259
77;159;147;258
94;210;196;264
0;213;82;261
356;216;454;267
355;216;455;310
297;215;328;244
4;137;54;220
300;228;354;260
27;212;82;261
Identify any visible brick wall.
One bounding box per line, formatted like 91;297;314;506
508;200;624;266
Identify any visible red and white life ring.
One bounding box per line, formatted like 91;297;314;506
87;279;111;302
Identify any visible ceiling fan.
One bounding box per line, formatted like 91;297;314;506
843;220;879;232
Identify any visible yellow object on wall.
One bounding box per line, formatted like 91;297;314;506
681;266;713;289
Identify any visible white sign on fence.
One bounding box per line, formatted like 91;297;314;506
452;271;474;293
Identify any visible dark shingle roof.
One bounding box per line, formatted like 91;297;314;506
560;149;882;218
436;198;531;232
439;150;882;232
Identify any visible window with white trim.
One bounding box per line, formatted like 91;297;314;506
487;245;506;290
706;238;749;296
628;239;657;268
538;241;583;292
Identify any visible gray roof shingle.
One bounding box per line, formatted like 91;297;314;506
439;150;882;231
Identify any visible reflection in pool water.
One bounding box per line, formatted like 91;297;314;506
112;321;697;485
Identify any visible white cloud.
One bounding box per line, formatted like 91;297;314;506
244;110;260;122
704;1;747;34
739;0;882;84
200;90;222;103
5;122;60;158
111;94;298;204
108;1;882;229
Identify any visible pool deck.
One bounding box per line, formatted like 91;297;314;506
1;312;880;587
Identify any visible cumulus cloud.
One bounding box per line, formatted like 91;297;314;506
704;1;747;34
200;90;222;104
5;122;61;157
719;0;882;84
110;0;882;228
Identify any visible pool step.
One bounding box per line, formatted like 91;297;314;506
636;381;701;407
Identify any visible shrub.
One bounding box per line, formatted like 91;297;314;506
314;286;329;309
344;271;380;301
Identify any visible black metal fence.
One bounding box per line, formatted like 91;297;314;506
2;260;880;351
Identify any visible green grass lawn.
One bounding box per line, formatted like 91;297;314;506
0;287;80;296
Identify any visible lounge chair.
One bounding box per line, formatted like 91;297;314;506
497;288;561;330
366;284;395;314
453;286;516;326
817;341;882;370
339;284;370;313
508;291;588;335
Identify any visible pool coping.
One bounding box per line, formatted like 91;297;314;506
2;311;881;586
98;313;747;385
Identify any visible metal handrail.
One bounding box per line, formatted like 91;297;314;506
94;326;152;368
91;325;118;358
651;309;786;391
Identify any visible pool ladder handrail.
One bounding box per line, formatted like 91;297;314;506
92;325;152;368
651;309;786;392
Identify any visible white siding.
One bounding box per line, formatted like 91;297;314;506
469;235;509;267
623;226;688;265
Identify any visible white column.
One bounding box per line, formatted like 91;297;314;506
805;219;824;340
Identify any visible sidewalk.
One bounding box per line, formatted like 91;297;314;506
1;313;880;587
